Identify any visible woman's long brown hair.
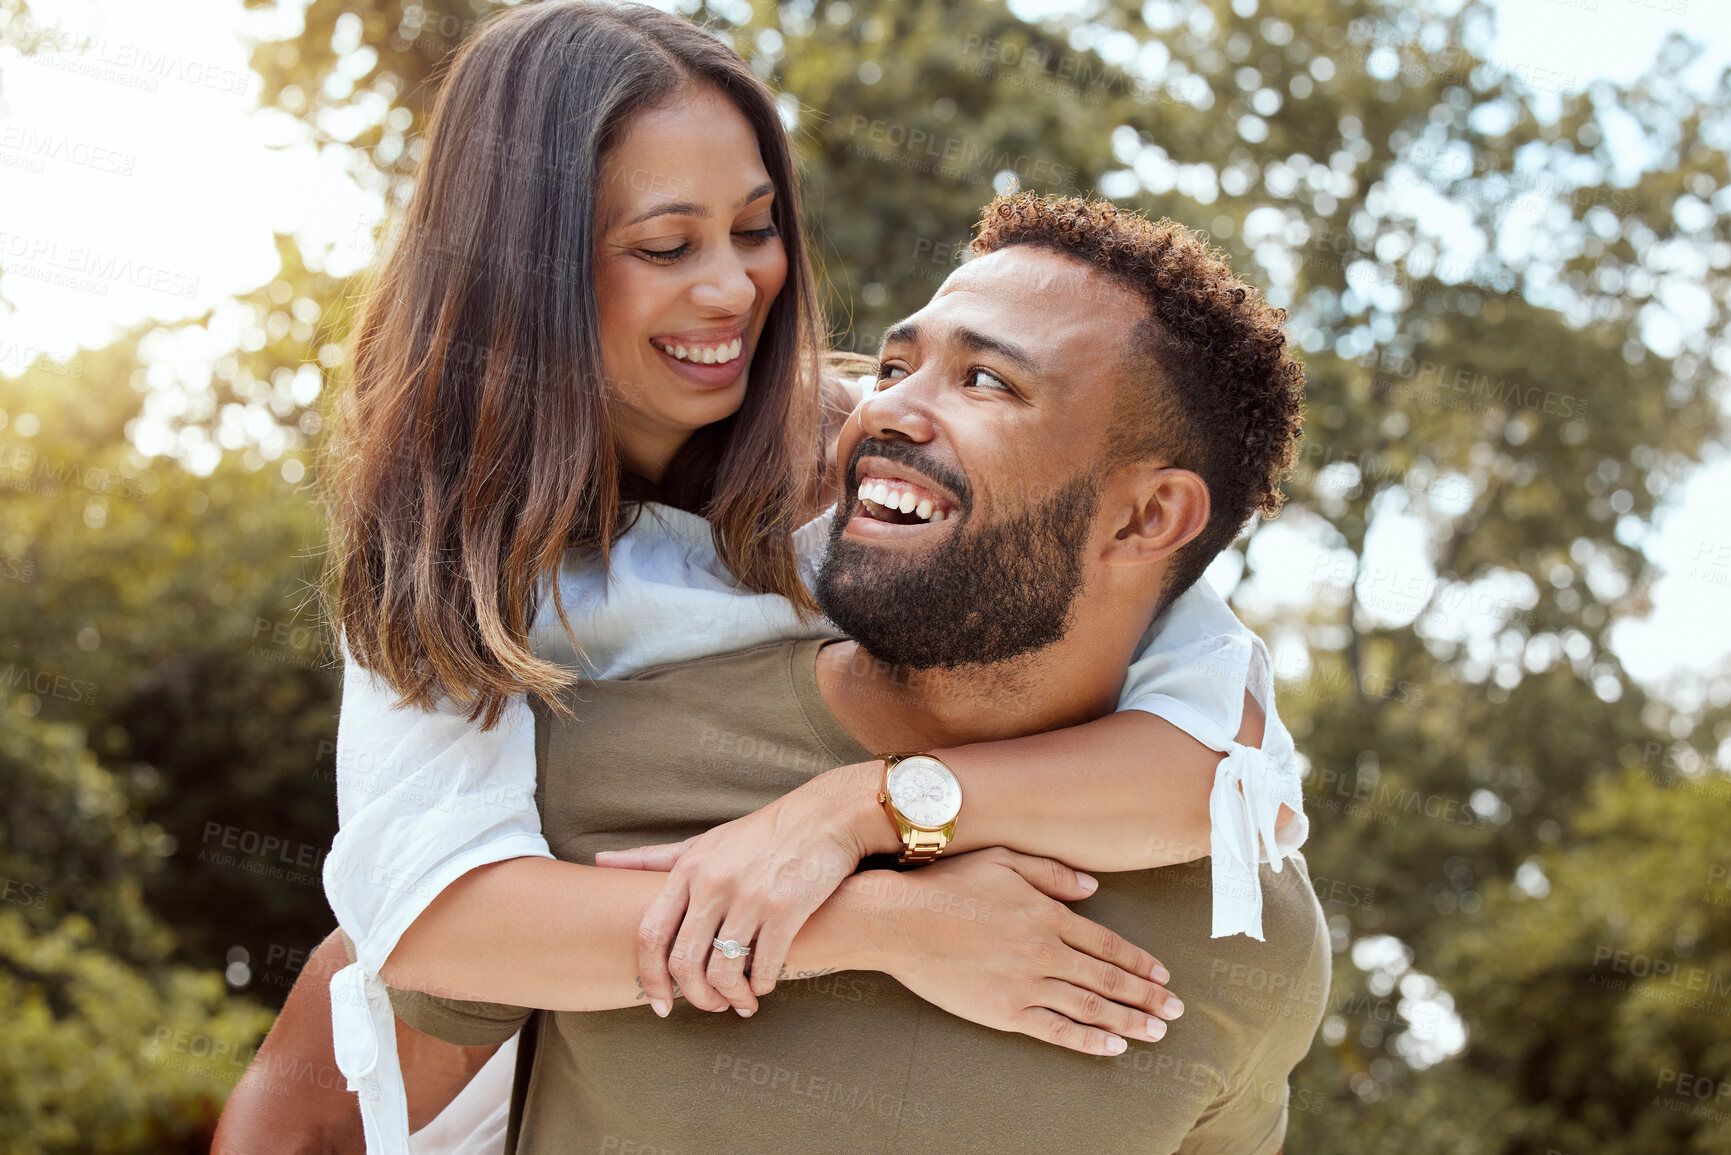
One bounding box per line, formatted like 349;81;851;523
324;1;823;727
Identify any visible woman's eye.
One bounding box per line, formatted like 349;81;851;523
736;225;780;244
966;367;1011;392
639;244;689;262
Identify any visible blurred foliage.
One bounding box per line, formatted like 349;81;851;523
0;692;276;1150
2;0;1729;1148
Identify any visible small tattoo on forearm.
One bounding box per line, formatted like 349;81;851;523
775;964;838;981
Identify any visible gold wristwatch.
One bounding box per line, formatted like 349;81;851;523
877;753;963;865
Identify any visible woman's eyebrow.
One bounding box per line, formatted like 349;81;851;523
624;180;776;227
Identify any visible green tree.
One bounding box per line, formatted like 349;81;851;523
0;671;273;1150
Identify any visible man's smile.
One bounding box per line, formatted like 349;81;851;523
848;455;964;533
855;476;954;524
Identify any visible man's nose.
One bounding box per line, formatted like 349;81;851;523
856;375;938;444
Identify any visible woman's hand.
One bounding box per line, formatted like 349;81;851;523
843;847;1182;1057
596;763;891;1016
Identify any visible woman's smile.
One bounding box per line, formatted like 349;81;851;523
649;323;748;387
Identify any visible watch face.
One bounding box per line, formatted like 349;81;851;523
887;756;962;829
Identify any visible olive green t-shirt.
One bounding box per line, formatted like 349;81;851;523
392;640;1329;1154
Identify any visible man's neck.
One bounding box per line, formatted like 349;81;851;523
813;620;1141;754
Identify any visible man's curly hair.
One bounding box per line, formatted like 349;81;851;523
971;193;1304;608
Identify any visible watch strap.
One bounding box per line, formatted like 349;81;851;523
897;827;951;864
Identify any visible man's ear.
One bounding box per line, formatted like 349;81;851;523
1102;463;1210;566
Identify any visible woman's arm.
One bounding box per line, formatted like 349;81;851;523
606;690;1282;1012
384;849;1181;1057
865;695;1270;872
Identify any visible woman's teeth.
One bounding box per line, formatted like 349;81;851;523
660;338;742;364
857;479;950;523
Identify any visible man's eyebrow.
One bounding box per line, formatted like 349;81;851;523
879;321;1043;378
880;320;918;351
952;325;1042;376
623;180;776;227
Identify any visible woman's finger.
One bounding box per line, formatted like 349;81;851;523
597;840;691;871
1056;906;1169;985
1039;977;1170;1047
635;876;700;1014
1063;950;1183;1022
746;910;801;998
1014;1005;1131;1057
667;900;735;1013
984;847;1099;902
705;925;760;1017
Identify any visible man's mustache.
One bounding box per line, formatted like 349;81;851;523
842;438;972;514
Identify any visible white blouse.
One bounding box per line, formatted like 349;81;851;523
325;502;1307;1154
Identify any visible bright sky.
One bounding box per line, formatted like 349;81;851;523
0;0;1726;700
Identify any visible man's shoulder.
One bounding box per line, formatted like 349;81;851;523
1200;852;1332;1046
620;637;818;683
534;639;817;715
1262;850;1330;958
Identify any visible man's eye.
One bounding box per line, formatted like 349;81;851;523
966;367;1011;391
874;364;908;390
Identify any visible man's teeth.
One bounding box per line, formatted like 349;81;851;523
856;480;950;523
661;338;743;364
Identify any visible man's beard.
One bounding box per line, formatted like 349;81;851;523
815;457;1101;671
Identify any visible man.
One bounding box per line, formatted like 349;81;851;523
217;194;1324;1153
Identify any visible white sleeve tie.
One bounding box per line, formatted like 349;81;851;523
330;961;411;1154
1208;713;1304;941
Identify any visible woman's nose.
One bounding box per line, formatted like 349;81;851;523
692;249;756;314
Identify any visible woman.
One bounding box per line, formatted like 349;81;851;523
321;4;1305;1152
